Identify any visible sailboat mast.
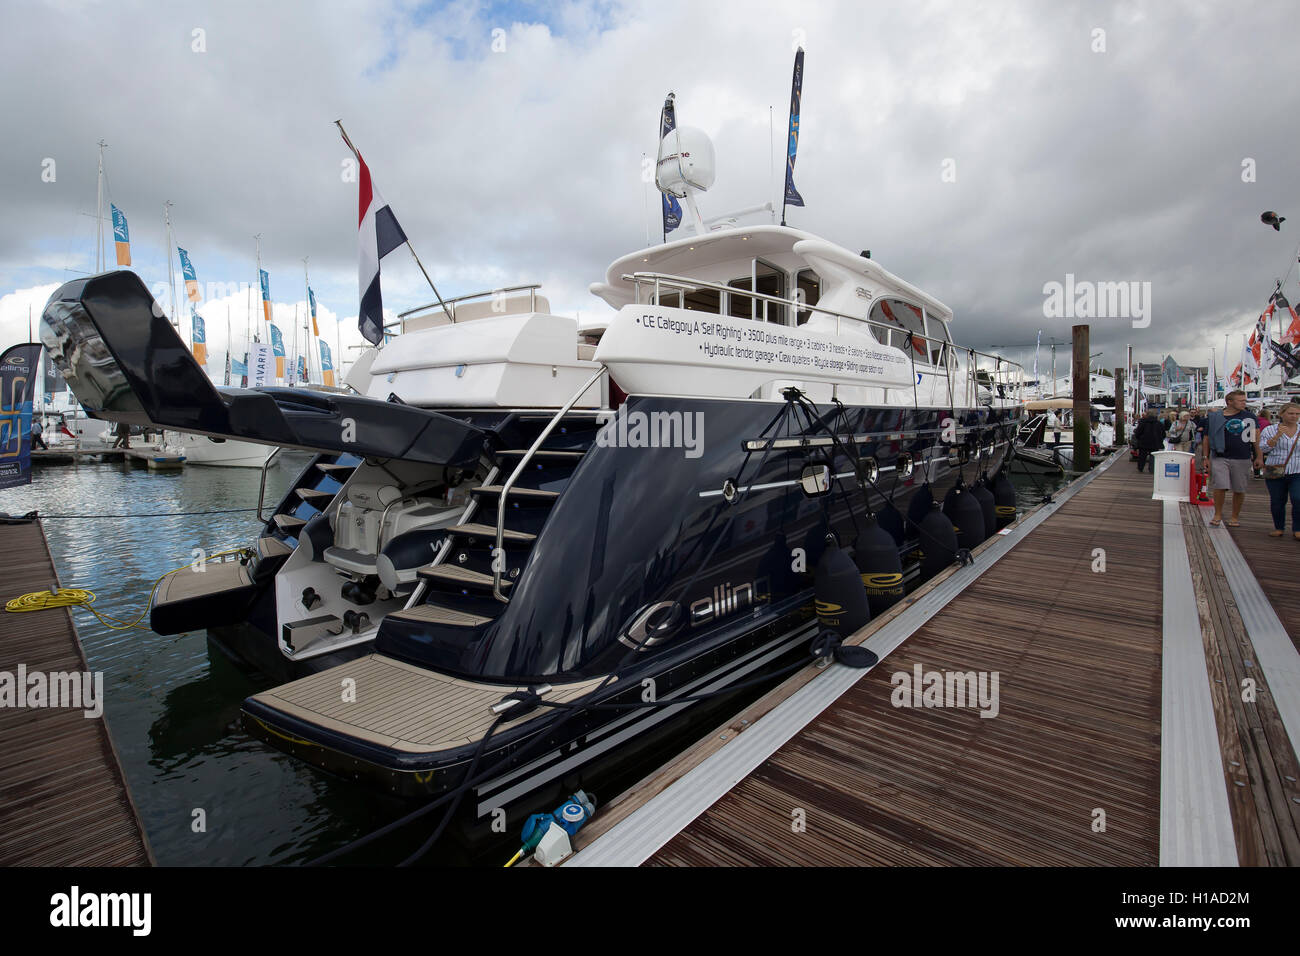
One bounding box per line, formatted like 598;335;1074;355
225;304;232;387
291;302;300;384
253;234;263;343
302;258;312;385
95;141;106;273
164;202;180;332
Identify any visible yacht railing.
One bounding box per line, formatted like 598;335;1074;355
391;284;544;328
621;271;1025;406
402;464;500;611
492;366;607;603
256;446;283;522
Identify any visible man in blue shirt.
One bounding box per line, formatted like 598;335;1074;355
1201;390;1260;527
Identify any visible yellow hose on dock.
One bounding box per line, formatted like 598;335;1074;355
4;548;252;630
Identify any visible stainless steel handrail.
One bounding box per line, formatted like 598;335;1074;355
256;446;284;521
492;367;606;603
394;284;543;323
401;465;500;610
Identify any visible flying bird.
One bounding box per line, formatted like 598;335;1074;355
1261;210;1286;231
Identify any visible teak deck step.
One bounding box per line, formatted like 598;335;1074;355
273;514;306;530
418;565;512;588
257;536;292;559
156;559;251;606
472;485;559;499
316;462;355;473
447;523;536;543
296;487;334;501
246;654;608;754
389;603;494;627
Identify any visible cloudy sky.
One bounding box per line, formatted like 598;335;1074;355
2;0;1297;383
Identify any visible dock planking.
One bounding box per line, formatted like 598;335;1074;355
0;519;152;866
1222;493;1300;654
602;459;1300;867
1183;502;1300;866
630;462;1165;866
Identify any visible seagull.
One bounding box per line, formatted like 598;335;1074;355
1261;210;1286;231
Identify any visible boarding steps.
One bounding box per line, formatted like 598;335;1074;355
252;452;360;578
384;413;601;642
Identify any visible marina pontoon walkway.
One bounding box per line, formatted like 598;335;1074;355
1221;501;1300;653
568;455;1300;867
0;519;152;866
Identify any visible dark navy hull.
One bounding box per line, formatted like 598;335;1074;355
242;394;1021;811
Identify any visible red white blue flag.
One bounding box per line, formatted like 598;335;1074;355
339;126;409;346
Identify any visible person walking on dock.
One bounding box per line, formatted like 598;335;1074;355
1259;402;1300;539
1132;410;1164;472
111;421;131;449
1203;389;1259;527
1167;411;1196;452
30;416;47;450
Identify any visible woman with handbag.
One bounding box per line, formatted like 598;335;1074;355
1258;403;1300;539
1167;411;1196;451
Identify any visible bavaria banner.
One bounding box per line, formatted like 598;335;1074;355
249;342;274;388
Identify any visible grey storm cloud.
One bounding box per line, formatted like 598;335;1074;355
2;0;1298;375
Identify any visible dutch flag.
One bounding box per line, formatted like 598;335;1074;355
339;126;408;345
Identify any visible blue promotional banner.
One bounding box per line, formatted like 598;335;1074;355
783;47;805;213
318;340;334;386
110;204;132;265
178;246;201;301
0;343;43;490
268;324;285;379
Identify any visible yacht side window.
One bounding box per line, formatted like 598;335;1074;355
653;289;683;308
795;269;820;326
682;288;721;313
869;298;928;360
728;260;786;324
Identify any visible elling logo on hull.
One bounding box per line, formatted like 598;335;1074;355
620;577;771;651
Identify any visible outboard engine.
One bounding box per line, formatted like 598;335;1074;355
853;519;904;617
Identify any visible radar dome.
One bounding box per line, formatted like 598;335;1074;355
656;126;716;196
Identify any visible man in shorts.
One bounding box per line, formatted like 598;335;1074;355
1201;390;1259;527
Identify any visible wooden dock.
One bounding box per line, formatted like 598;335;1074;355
0;519;153;866
31;446;125;462
567;454;1300;867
